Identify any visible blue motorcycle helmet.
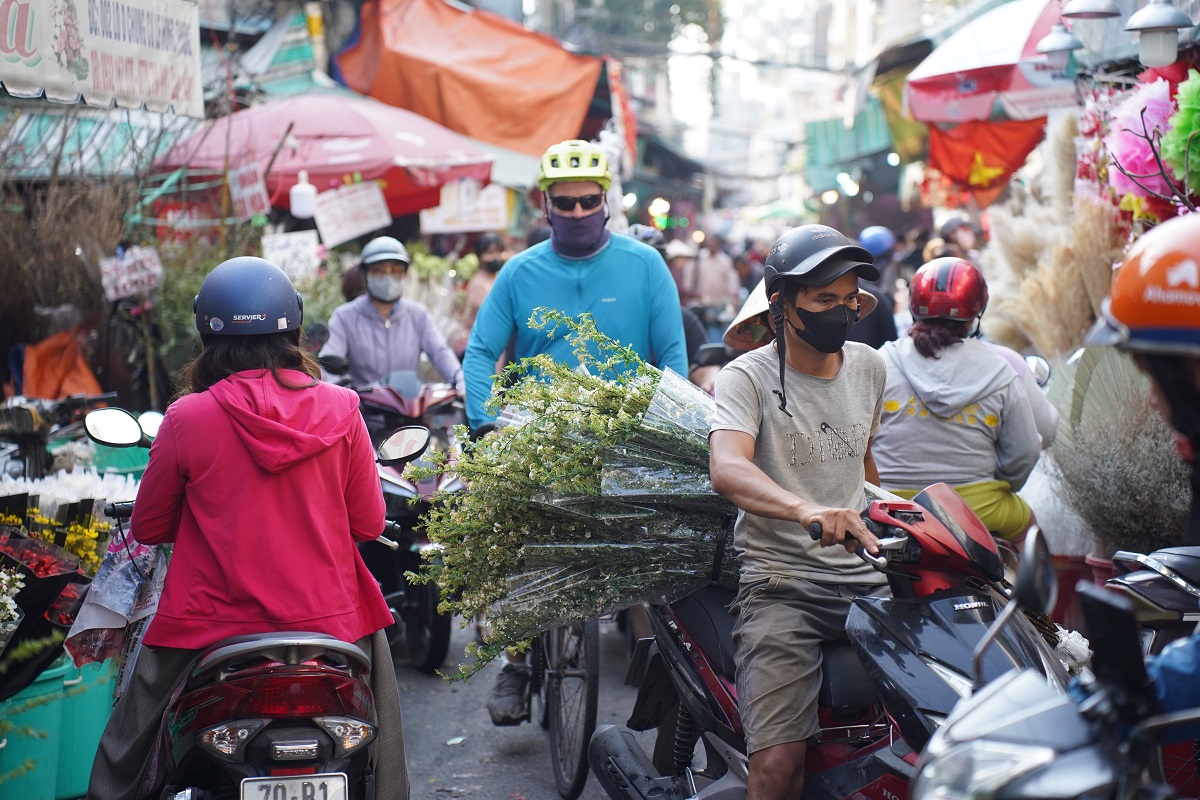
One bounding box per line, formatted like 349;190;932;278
858;226;896;261
194;256;304;336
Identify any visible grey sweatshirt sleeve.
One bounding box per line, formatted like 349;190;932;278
1019;369;1059;448
993;381;1042;491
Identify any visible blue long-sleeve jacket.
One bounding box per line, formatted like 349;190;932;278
463;236;688;428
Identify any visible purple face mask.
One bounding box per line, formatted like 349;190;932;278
549;210;610;258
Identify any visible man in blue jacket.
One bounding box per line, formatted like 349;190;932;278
463;139;687;724
462;139;687;432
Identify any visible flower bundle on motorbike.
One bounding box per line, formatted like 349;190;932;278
410;309;737;678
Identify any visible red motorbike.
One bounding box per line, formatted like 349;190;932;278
590;484;1066;800
321;361;464;673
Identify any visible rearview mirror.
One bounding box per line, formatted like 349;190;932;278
85;408;148;448
1014;527;1057;616
377;426;431;466
137;411;164;439
1023;355;1051;388
973;526;1057;688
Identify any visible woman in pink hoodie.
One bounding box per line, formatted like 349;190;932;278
89;257;408;799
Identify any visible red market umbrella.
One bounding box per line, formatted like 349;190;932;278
161;92;494;216
905;0;1076;124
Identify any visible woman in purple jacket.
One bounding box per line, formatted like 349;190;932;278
319;236;464;393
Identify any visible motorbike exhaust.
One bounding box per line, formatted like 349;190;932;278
589;725;686;800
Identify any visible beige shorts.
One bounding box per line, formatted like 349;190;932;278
731;575;887;754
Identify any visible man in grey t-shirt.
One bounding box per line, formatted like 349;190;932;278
710;224;888;800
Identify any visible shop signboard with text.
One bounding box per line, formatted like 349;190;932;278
0;0;203;117
313;181;393;249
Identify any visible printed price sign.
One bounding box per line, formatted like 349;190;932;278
313;182;392;248
419;183;511;234
261;230;321;283
99;246;164;302
229;164;272;221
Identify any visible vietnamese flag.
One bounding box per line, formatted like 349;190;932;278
927;118;1048;206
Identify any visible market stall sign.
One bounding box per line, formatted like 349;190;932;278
419;182;512;234
261;230;321;284
0;0;203;117
229;164;272;222
98;246;163;302
313;181;392;249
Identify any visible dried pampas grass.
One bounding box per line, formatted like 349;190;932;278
981;112;1125;360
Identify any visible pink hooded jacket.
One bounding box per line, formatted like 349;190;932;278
131;369;391;650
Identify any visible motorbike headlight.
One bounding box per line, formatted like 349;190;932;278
912;740;1055;800
920;656;973;699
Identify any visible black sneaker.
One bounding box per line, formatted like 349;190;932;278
486;663;530;726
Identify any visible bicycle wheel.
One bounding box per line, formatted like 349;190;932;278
545;618;599;800
532;633;549;729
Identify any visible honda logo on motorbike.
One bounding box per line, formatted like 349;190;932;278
953;600;987;611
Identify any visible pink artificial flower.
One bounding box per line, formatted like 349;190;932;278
1106;79;1179;200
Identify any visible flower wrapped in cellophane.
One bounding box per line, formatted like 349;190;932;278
409;309;737;678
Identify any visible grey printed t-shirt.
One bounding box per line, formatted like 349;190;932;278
711;342;887;585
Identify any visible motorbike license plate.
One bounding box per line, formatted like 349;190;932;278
241;774;347;800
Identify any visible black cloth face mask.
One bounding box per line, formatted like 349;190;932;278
787;303;859;354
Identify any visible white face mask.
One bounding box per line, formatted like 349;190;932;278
366;274;406;303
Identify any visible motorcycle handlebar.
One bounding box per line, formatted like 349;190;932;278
377;521;404;550
104;501;135;520
808;518;905;571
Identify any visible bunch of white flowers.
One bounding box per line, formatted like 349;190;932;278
0;565;25;626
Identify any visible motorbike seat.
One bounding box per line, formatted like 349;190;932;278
1141;547;1200;591
189;632;372;689
671;585;879;712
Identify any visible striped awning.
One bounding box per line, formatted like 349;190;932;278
0;101;196;181
803;97;893;194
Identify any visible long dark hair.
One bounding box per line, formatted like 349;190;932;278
910;318;970;359
178;330;322;396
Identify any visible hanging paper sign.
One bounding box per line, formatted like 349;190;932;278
261;230;321;283
313;181;392;248
420;183;511;234
0;0;203;117
98;246;163;301
229;163;271;222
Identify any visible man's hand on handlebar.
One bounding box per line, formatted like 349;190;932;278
803;507;881;556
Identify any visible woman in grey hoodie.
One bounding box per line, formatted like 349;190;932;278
872;257;1041;542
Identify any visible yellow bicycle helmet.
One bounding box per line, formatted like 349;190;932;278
536;139;612;192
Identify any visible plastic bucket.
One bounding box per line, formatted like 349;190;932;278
0;657;72;797
54;660;116;799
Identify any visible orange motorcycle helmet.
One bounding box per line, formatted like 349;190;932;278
909;257;988;321
1087;214;1200;356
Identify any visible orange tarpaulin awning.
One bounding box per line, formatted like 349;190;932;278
334;0;604;158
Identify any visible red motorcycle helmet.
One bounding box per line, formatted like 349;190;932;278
909;257;988;321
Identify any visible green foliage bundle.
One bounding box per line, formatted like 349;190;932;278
1163;69;1200;192
409;309;735;679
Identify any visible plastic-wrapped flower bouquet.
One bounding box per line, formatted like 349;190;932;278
409;309;737;678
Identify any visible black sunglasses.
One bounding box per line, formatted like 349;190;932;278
548;193;604;212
